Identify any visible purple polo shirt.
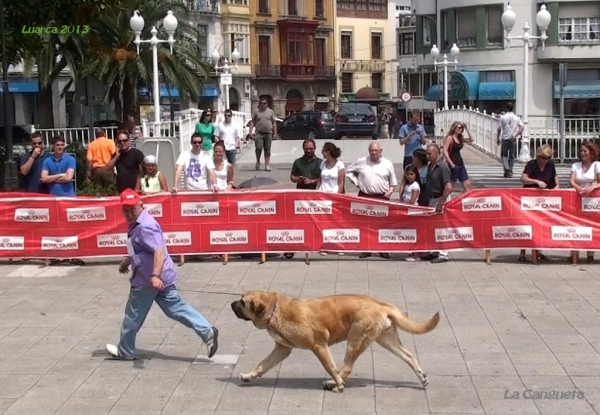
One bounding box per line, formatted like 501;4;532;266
128;210;177;288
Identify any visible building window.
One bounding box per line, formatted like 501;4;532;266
486;6;504;46
258;0;269;14
559;17;600;43
481;71;514;82
398;32;414;56
422;17;433;46
456;8;477;48
399;71;438;97
371;32;382;59
258;35;270;65
315;0;324;17
197;25;208;58
341;31;352;58
371;73;383;91
341;73;353;92
287;0;298;15
283;33;315;65
316;38;326;66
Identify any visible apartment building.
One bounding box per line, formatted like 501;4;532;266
335;0;397;104
411;0;600;116
249;0;336;115
219;0;252;114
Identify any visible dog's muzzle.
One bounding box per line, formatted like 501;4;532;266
231;301;251;321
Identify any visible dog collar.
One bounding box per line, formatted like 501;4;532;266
268;300;278;320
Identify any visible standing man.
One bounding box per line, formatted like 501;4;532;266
215;109;242;166
496;102;524;178
398;111;427;168
106;189;219;360
290;138;321;190
346;141;398;259
86;128;117;186
172;133;216;192
249;98;277;171
19;132;49;193
424;143;453;263
41;135;76;197
105;131;145;193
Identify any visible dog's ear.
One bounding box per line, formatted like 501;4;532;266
250;301;266;318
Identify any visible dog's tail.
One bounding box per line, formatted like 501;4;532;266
388;308;440;335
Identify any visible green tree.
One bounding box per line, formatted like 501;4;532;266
84;0;211;121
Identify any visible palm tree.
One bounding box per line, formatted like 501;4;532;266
84;0;211;121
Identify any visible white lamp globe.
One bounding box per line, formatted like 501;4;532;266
231;48;241;63
450;43;460;56
130;11;145;34
501;5;517;31
211;48;221;65
430;44;440;58
163;10;178;34
536;5;551;30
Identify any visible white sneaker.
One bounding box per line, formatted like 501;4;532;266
206;327;219;358
105;343;133;360
255;162;260;170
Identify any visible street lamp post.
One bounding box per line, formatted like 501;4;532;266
430;43;459;111
130;10;178;137
501;3;551;162
211;46;241;111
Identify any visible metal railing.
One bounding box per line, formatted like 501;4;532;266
434;106;600;163
255;64;336;79
30;109;251;151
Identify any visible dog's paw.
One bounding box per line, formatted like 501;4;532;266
322;380;344;393
418;373;429;388
240;373;253;383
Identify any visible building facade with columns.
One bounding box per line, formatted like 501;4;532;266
411;0;600;117
249;0;336;116
334;0;397;105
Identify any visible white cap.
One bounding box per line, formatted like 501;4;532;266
143;155;157;164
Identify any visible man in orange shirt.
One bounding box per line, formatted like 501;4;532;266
86;128;117;186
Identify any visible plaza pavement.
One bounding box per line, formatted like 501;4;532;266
2;140;599;414
1;250;600;415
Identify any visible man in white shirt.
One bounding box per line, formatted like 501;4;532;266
172;133;216;191
214;109;242;166
496;102;524;178
346;141;398;259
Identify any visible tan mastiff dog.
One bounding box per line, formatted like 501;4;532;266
231;290;440;393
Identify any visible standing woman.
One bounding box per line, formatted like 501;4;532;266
211;141;234;192
136;155;168;194
317;142;345;194
569;142;600;263
443;121;473;193
195;109;216;158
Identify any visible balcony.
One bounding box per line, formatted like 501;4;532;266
186;0;220;14
255;65;335;80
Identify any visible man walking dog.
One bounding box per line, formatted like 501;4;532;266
106;189;219;360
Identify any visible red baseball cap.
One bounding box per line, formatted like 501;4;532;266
120;188;141;206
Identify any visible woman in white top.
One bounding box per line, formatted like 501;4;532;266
211;141;234;192
398;164;421;205
317;142;345;193
569;142;600;263
136;155;168;194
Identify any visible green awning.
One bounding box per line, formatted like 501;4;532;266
449;71;480;101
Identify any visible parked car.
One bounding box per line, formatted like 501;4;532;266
278;111;336;140
243;117;284;140
334;103;378;140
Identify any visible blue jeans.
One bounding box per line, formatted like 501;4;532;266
118;285;213;358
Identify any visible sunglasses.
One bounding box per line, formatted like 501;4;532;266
192;141;202;145
32;142;43;146
225;114;232;117
117;139;129;143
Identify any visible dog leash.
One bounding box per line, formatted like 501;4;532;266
178;289;242;296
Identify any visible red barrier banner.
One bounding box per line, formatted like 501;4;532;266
0;189;599;259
